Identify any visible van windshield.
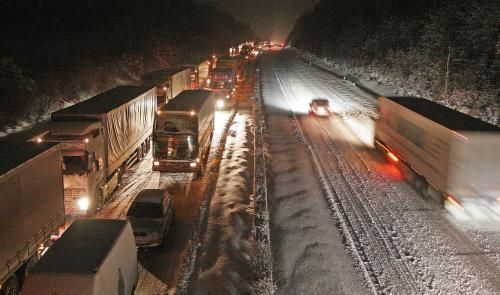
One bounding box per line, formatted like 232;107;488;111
127;203;163;218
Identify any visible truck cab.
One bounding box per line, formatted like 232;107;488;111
46;120;111;216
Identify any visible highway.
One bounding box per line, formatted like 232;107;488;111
260;51;500;294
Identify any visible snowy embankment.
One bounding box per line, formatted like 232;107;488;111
193;105;255;293
299;51;498;126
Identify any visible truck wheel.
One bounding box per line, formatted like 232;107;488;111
1;275;19;295
137;147;143;161
146;137;151;152
196;165;204;179
415;177;427;198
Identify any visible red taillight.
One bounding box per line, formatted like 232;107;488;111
387;152;399;162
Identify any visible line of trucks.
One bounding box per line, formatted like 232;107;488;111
0;55;244;294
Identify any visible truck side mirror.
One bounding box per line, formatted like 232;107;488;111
87;152;96;172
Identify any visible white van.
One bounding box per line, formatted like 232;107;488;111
22;219;138;295
127;189;175;247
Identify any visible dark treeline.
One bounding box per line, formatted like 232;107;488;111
288;0;499;124
0;0;253;129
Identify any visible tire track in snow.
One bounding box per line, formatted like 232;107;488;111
273;69;380;293
276;69;423;293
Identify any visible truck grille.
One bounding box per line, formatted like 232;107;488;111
65;188;87;199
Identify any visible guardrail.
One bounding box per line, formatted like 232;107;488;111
252;61;275;293
297;53;381;98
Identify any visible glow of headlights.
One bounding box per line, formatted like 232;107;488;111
77;197;89;211
153;161;160;166
190;162;197;167
216;100;225;108
196;158;200;163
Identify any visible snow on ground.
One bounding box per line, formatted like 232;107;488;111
300;50;498;125
94;109;235;294
261;53;368;294
193;105;255;294
267;51;500;293
299;50;396;98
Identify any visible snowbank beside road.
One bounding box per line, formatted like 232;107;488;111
193;107;255;294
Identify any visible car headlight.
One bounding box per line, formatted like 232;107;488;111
190;162;197;167
77;197;89;211
153;161;160;166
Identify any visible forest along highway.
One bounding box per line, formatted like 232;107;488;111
260;51;500;294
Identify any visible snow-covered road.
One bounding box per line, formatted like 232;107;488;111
262;51;500;294
96;109;233;294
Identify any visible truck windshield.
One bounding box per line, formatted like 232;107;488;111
63;155;88;173
155;114;197;134
154;135;197;160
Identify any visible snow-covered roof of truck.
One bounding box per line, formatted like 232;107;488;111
0;142;59;176
158;89;212;113
32;219;129;274
384;96;499;132
52;86;154;116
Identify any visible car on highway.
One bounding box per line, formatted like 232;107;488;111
309;98;333;116
126;189;175;247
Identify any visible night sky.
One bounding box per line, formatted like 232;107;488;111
196;0;320;42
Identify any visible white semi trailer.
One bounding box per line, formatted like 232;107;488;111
0;143;64;295
45;85;156;216
374;96;500;213
141;67;192;106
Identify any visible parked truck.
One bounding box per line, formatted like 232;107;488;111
44;86;156;216
141;67;192;106
0;142;64;295
374;96;500;213
211;55;238;91
22;219;138;295
153;90;215;174
181;59;211;90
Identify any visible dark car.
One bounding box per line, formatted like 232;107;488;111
309;98;333;116
126;189;175;247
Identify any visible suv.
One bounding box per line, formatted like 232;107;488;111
309;98;333;116
126;189;175;247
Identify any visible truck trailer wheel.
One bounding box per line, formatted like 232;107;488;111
415;177;428;198
136;146;143;161
1;275;19;295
